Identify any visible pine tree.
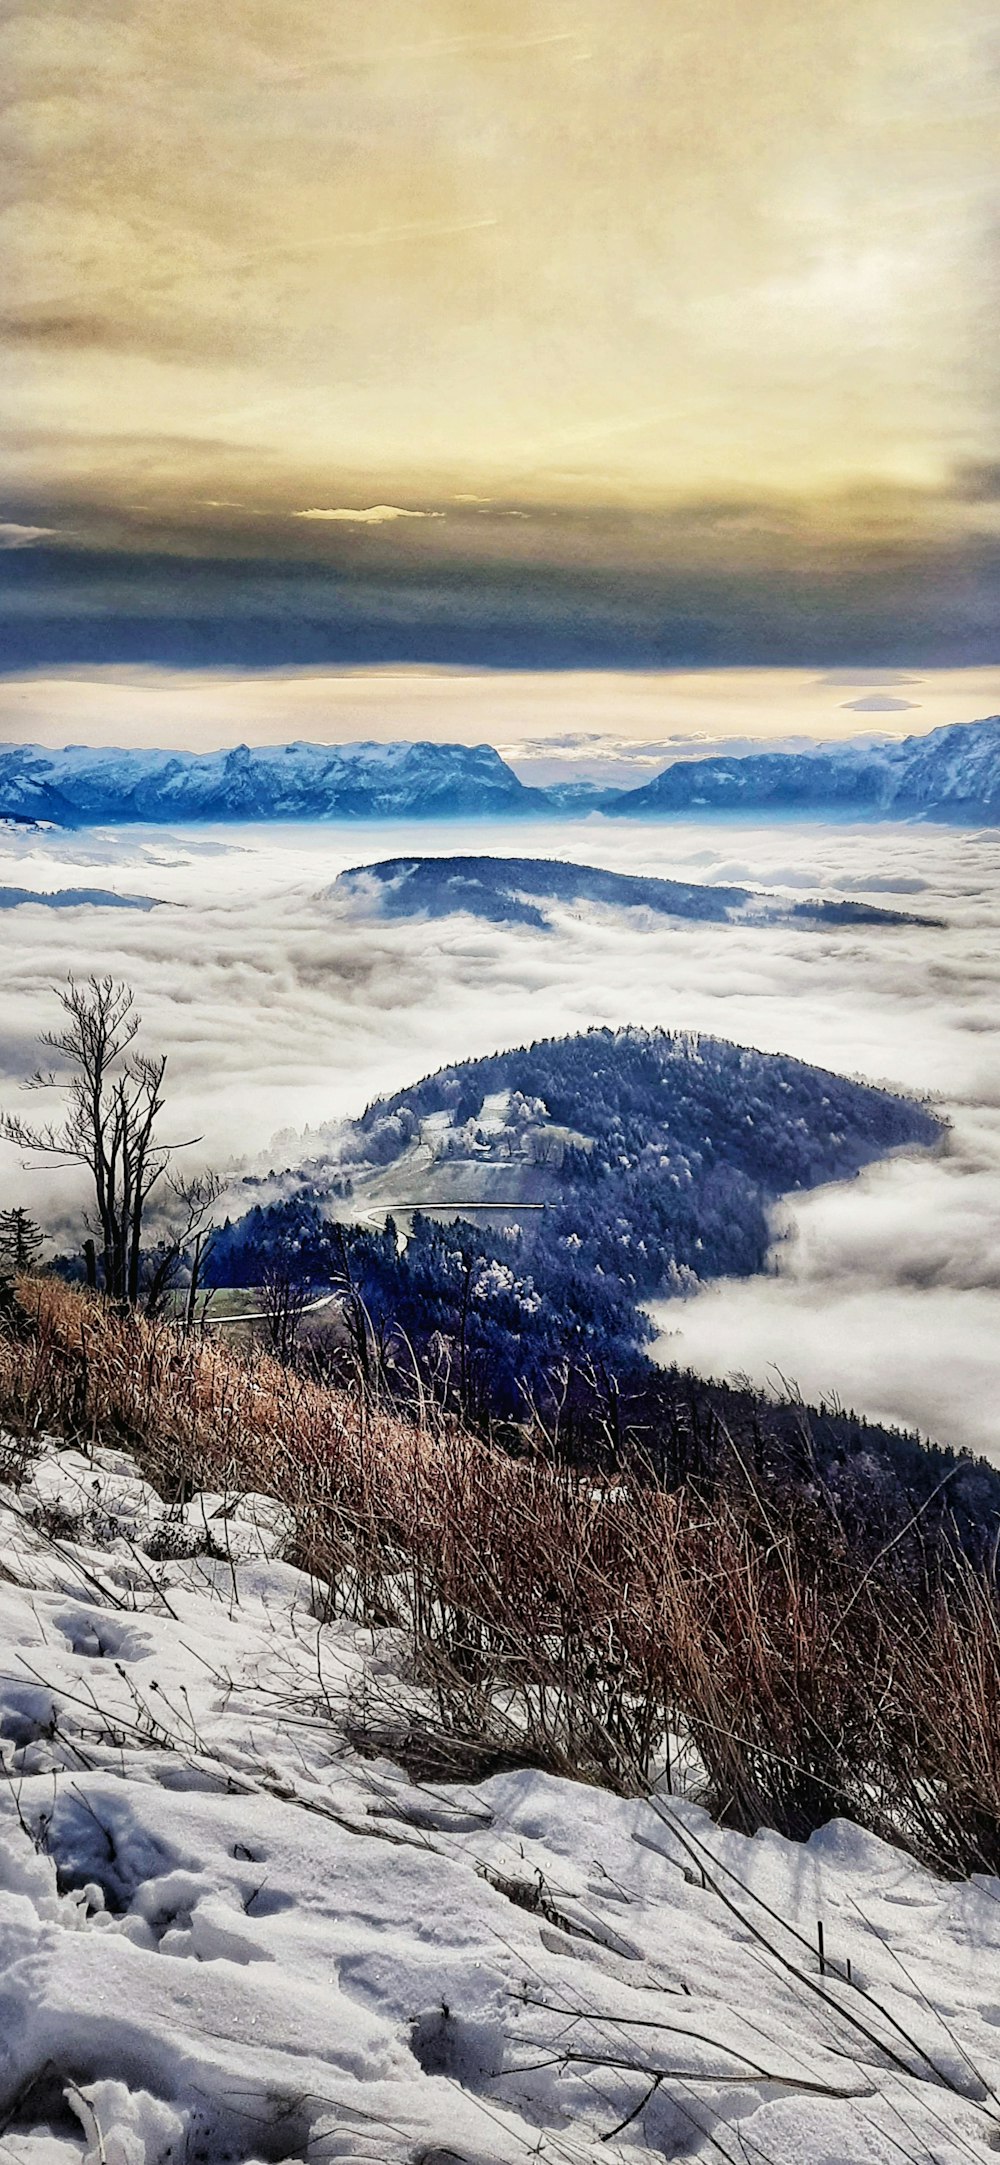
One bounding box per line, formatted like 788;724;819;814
0;1206;44;1275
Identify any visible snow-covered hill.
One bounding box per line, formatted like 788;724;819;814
333;853;939;930
1;1432;997;2165
609;714;1000;822
334;853;751;927
0;741;544;826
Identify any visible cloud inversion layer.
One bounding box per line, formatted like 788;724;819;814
0;814;997;1460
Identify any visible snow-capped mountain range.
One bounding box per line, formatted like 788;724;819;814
1;714;999;824
607;714;1000;821
0;739;545;825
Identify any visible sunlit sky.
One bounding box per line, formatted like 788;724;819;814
1;663;1000;760
2;0;998;685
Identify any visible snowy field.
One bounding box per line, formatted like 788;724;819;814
1;1432;999;2165
1;814;999;1459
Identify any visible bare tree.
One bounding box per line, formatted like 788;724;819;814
261;1260;308;1364
0;976;196;1306
142;1170;224;1320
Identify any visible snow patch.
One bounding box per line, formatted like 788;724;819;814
0;1437;996;2161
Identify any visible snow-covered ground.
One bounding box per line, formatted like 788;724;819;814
0;1438;998;2163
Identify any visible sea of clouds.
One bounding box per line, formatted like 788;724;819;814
0;812;998;1462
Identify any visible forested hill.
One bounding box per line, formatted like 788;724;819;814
361;1025;941;1221
334;853;938;930
208;1029;941;1435
336;854;748;926
351;1026;939;1387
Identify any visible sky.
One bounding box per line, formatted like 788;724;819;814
2;0;999;679
2;663;1000;764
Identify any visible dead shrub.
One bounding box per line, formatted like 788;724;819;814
2;1276;998;1876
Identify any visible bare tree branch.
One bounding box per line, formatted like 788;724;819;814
0;975;204;1306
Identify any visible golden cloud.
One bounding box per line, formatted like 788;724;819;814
2;0;996;574
293;506;445;525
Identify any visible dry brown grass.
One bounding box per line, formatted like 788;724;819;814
2;1276;999;1876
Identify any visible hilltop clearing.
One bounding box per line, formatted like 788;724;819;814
209;1028;941;1417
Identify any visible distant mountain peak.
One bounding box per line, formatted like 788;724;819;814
605;713;1000;823
0;738;547;826
3;713;999;827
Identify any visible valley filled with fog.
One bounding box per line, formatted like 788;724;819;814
2;812;998;1462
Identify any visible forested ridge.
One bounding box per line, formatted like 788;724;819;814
195;1029;963;1543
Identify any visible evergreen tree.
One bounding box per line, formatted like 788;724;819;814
0;1206;44;1275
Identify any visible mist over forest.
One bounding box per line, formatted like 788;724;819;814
1;809;998;1460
